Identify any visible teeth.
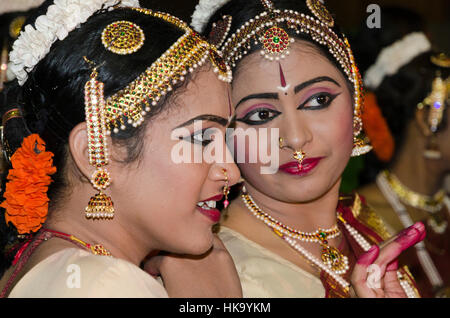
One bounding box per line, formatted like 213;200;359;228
196;200;216;209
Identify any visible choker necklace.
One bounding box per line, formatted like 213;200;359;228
383;170;445;213
242;193;349;275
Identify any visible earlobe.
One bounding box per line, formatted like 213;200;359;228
68;122;92;180
414;108;432;137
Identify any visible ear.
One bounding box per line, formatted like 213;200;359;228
414;107;432;137
68;122;93;180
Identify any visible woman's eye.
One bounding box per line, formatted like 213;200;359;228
188;129;216;146
299;92;340;110
237;108;281;125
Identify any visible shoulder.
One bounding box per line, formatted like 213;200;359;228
340;192;393;241
218;226;325;298
9;248;168;298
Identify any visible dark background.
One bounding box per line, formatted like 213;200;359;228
140;0;449;53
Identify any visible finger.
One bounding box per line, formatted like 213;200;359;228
375;222;425;269
351;245;380;297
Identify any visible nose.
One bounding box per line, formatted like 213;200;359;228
279;112;313;151
210;141;241;188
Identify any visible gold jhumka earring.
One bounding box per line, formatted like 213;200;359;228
84;58;114;220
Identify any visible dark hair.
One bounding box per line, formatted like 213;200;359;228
203;0;351;85
0;3;195;276
351;7;449;185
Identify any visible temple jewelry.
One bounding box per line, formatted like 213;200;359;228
293;149;306;170
217;0;369;156
376;171;447;296
84;59;114;220
278;137;284;149
306;0;334;27
417;72;447;134
222;168;230;208
104;8;232;134
1;108;23;162
101;20;145;55
208;15;232;48
382;170;445;213
242;192;349;275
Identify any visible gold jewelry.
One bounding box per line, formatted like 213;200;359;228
242;193;349;274
293;149;306;169
306;0;335;27
103;8;232;133
383;170;445;213
208;15;232;48
84;61;114;220
278;137;284;149
2;108;22;127
430;53;450;68
9;16;26;39
222;168;230;208
101;20;145;55
218;1;368;155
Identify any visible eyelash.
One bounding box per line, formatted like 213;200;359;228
236;108;281;125
297;92;340;110
180;128;216;147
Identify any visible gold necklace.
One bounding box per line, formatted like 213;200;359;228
242;193;349;274
383;170;445;213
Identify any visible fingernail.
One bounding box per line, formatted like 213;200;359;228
412;222;426;241
395;227;420;248
357;245;379;265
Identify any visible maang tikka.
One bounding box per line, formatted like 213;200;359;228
84;57;115;220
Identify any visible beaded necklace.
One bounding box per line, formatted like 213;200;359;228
242;191;418;297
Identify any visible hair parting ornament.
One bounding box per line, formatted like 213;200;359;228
193;0;371;156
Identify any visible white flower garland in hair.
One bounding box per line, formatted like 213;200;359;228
9;0;140;86
364;32;431;90
190;0;231;33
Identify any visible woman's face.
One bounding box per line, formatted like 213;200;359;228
112;65;240;255
231;42;354;203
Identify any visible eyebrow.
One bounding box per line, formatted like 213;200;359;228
235;76;341;109
173;114;229;130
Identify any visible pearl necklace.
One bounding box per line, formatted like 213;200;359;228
242;191;418;297
242;193;349;275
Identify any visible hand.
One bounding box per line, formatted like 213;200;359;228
350;221;425;298
144;235;243;298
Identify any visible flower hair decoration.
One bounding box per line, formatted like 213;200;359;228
8;0;140;86
364;32;431;90
1;134;56;234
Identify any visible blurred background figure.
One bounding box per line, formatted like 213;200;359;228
0;1;44;185
0;1;44;91
351;6;450;297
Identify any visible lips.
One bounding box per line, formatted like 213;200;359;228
195;194;224;223
278;157;323;176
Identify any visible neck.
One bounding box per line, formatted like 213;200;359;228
389;122;445;197
243;178;341;233
45;187;153;266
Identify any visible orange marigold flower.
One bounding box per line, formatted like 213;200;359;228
361;92;395;162
1;134;56;234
